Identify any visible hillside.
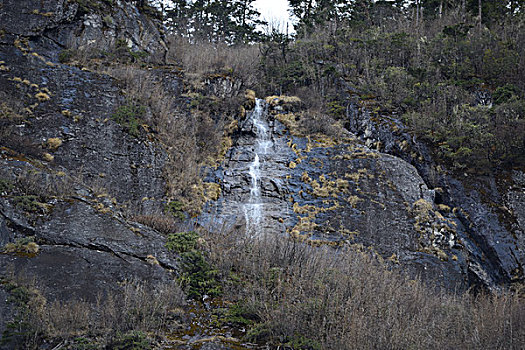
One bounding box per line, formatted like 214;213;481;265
0;0;524;349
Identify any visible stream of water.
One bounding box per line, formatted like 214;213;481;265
243;99;272;236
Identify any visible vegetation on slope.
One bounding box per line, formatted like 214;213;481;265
2;1;525;349
258;1;525;172
4;229;524;349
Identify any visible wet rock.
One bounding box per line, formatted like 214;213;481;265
200;99;469;290
199;100;294;235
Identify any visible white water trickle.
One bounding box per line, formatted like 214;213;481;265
244;98;272;236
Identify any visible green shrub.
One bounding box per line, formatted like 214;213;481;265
0;279;43;348
215;302;260;327
284;335;322;350
164;201;186;221
58;49;74;63
244;323;272;343
493;84;520;104
112;101;146;138
12;196;43;213
129;50;149;62
109;331;151;350
165;230;221;299
0;179;13;194
178;250;221;299
326;100;345;119
70;337;99;350
165;231;199;253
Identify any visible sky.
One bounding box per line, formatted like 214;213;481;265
254;0;295;33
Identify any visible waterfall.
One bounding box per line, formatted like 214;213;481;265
199;96;292;237
243;99;272;236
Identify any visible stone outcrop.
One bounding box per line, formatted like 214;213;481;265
0;0;167;63
202;99;472;291
344;93;524;288
0;0;179;334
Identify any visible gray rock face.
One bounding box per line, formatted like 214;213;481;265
201;100;470;291
0;196;177;302
286;140;467;291
0;0;78;38
0;0;167;63
0;0;179;326
0;34;168;212
344;97;525;288
38;200;178;270
0;245;170;302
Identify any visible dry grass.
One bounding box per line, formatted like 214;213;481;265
45;137;62;150
201;228;525;349
102;65;224;213
167;36;261;89
0;166;76;200
130;213;180;235
2;275;185;349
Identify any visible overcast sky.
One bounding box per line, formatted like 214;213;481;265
254;0;295;32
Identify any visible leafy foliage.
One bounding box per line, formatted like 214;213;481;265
164;201;186;221
165;231;222;299
165;0;265;43
166;231;199;253
109;331;152;350
178;250;222;299
112;101;146;138
260;1;525;171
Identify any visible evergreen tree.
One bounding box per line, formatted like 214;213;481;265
289;0;406;34
165;0;265;44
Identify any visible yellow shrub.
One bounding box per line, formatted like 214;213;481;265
42;153;54;162
46;137;62;150
35;92;50;101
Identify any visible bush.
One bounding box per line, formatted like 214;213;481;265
165;231;199;253
200;230;525;349
112;101;146;138
493;84;521;104
3;237;39;256
58;49;74;63
0;178;14;194
0;278;184;349
164;201;186;221
165;230;221;299
109;331;151;350
178;250;222;299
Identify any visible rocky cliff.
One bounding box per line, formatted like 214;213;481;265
0;0;524;348
0;1;180;345
201;94;524;292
